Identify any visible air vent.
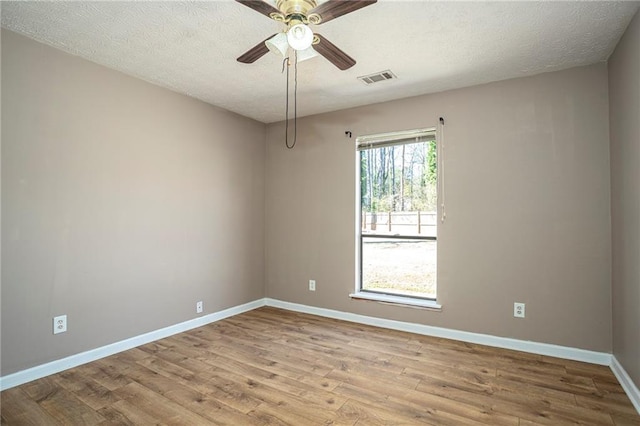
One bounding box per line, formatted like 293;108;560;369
358;70;397;85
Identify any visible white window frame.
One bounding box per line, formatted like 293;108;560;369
351;127;442;310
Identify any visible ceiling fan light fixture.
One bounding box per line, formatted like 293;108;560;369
265;32;289;57
296;46;319;63
287;23;313;51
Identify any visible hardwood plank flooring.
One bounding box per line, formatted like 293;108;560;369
2;307;639;425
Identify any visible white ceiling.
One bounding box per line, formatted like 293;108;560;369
2;1;639;123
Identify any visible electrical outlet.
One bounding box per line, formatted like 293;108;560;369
514;302;525;318
309;279;316;291
53;315;67;334
196;301;203;314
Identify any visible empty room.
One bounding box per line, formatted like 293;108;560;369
1;1;639;424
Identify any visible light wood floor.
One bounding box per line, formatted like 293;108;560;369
2;307;639;425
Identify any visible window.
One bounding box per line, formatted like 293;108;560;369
356;128;438;304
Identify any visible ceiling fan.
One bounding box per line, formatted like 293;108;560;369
236;0;377;70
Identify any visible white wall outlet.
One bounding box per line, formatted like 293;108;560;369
309;279;316;291
53;315;67;334
196;301;203;314
514;302;525;318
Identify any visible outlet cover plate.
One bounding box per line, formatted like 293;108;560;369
53;315;67;334
514;302;525;318
309;280;316;291
196;301;203;314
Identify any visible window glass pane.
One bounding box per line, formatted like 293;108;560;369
360;141;438;224
361;237;436;299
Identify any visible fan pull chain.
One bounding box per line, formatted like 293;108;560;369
284;53;298;149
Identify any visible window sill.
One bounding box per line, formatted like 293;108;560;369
349;292;442;311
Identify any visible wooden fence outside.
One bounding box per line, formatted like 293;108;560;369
362;211;437;236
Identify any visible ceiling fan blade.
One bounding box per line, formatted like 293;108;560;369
237;34;276;64
309;0;377;25
314;34;356;70
235;0;281;19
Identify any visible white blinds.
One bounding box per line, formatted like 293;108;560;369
356;128;436;151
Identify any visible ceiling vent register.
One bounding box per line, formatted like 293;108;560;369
358;70;397;85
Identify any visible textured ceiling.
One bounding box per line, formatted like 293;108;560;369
2;1;639;123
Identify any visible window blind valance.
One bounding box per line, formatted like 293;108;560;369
356;128;436;151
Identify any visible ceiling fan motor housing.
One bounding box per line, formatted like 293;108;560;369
276;0;317;17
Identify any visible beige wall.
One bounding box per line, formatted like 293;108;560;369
266;63;612;353
609;10;640;387
1;30;266;375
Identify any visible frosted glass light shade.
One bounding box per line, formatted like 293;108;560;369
265;33;288;57
297;46;319;63
287;24;313;51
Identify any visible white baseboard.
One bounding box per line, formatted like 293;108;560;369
611;356;640;414
264;298;612;366
0;298;267;391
